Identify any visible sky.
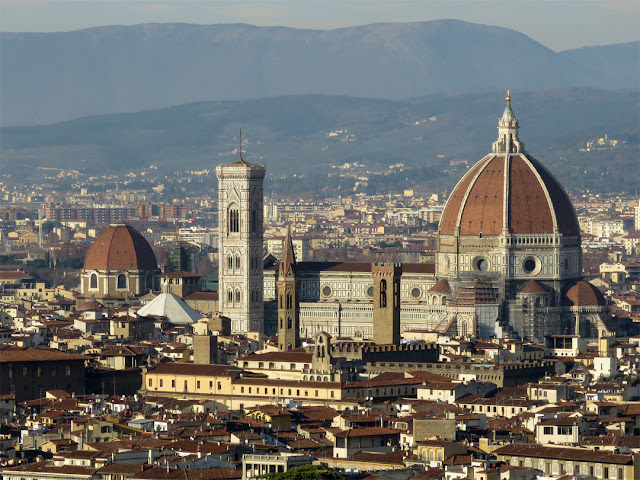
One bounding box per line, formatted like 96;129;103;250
0;0;638;51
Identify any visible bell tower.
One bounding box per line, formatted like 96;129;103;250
372;263;402;345
216;143;266;334
277;228;300;351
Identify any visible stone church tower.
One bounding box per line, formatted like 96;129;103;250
277;228;300;351
372;263;402;345
216;153;266;334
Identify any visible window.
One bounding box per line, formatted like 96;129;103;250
196;381;200;389
228;290;233;304
235;290;241;303
209;381;213;389
227;256;233;270
380;279;387;307
235;255;240;270
51;367;56;377
251;206;258;233
90;273;98;289
171;380;175;388
604;467;609;479
228;205;239;233
117;274;127;289
543;426;553;435
149;378;153;387
286;293;293;310
558;426;572;435
160;379;163;387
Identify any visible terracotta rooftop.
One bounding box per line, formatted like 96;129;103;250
439;153;579;236
563;280;606;307
84;223;157;271
0;346;87;363
429;279;450;293
266;261;435;275
493;444;634;464
520;280;548;294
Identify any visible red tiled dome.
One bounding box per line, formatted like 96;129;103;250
439;153;579;237
563;281;606;307
429;279;451;293
84;223;157;271
520;280;548;294
439;96;579;238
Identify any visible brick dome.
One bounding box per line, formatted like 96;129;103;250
563;280;606;307
519;280;548;294
84;223;157;271
439;95;579;237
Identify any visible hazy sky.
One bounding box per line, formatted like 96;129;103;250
1;0;638;51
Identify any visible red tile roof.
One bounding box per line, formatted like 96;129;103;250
84;223;157;271
0;346;87;363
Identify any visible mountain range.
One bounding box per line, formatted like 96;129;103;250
1;20;638;126
1;88;637;194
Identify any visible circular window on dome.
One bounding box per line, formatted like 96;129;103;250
522;256;541;276
366;286;374;298
321;285;332;298
411;287;422;299
473;256;490;273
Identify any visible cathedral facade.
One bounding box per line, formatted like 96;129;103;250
219;95;609;341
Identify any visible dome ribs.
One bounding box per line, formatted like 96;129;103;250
508;155;554;234
84;224;158;271
458;156;504;236
439;156;489;235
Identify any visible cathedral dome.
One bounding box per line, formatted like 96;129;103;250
84;223;157;271
439;94;579;237
563;280;606;307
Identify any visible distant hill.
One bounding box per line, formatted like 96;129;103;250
1;20;638;126
559;42;640;90
2;88;638;193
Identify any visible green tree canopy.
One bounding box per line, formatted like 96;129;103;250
259;464;343;480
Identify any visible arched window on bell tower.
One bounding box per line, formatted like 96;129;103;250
228;204;239;233
380;279;387;308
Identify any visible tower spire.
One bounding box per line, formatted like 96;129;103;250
277;225;300;351
492;90;524;154
239;128;243;161
279;226;297;278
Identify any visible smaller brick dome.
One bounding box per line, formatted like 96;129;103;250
429;279;451;293
84;223;157;271
519;280;548;294
563;281;606;307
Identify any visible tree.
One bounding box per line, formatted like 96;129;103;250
259;465;343;480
